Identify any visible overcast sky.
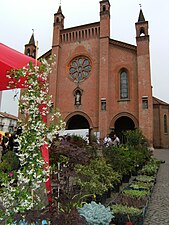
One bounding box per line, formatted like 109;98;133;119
1;0;169;116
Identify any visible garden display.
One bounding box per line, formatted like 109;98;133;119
0;57;162;224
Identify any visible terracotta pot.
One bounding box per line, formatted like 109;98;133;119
126;222;132;225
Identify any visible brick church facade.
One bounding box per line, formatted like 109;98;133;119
24;0;169;148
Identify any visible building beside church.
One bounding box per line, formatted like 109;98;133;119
0;112;18;133
24;0;169;148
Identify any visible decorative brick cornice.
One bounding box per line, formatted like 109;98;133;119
60;22;100;34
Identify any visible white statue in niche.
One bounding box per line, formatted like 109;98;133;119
75;91;81;105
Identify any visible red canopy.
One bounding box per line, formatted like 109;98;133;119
0;43;38;91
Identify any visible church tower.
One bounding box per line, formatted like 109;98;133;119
49;5;65;109
135;8;153;146
52;5;64;47
24;33;36;59
99;0;111;138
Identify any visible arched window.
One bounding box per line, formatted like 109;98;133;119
56;17;59;23
164;114;168;133
140;27;146;36
120;70;128;99
32;49;36;58
27;48;30;56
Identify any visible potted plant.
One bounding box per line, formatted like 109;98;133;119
75;159;121;203
78;201;114;225
129;181;154;191
111;204;143;225
135;175;156;183
122;189;150;199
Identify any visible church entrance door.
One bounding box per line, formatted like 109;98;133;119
67;115;90;130
114;116;135;144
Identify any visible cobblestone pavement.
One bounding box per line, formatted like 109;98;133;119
144;149;169;225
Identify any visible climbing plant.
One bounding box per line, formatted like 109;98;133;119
0;57;65;224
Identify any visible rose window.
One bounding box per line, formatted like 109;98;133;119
69;56;91;82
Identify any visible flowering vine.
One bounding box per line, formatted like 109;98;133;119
0;57;65;224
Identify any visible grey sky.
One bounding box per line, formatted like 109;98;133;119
1;0;169;116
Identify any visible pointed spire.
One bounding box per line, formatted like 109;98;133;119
138;9;145;22
57;5;62;14
29;32;35;45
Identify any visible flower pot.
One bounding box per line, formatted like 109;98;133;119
126;222;132;225
122;174;131;183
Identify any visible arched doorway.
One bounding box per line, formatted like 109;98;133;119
113;116;135;144
67;115;90;130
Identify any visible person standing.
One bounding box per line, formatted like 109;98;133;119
2;132;9;156
103;134;113;147
112;134;120;147
0;134;3;162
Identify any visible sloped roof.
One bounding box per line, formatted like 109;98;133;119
153;96;169;105
0;112;18;120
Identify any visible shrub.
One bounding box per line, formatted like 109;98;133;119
75;159;122;195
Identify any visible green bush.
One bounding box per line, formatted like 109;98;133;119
75;159;122;195
124;129;147;147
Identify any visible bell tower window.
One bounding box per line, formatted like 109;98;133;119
140;27;145;36
27;48;30;56
56;17;59;23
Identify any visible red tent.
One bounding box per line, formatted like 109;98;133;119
0;42;37;91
